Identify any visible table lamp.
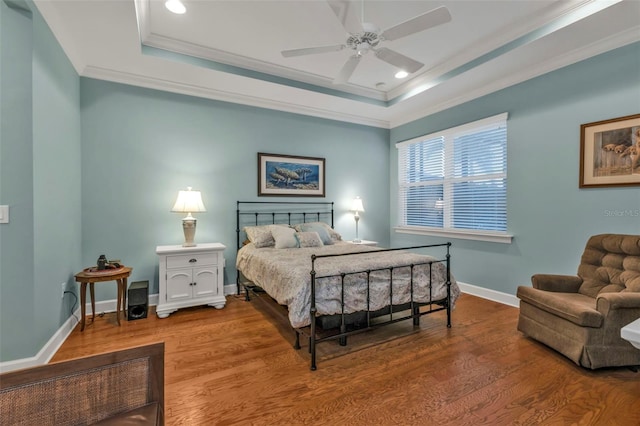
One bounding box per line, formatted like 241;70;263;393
351;196;364;243
171;187;206;247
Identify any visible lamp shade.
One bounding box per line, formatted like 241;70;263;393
351;196;364;213
171;187;206;213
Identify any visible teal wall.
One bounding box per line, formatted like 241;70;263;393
390;42;640;294
79;79;390;301
1;0;637;366
0;0;81;361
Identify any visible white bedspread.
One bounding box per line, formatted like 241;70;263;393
236;241;460;328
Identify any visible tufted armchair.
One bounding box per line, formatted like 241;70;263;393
517;234;640;369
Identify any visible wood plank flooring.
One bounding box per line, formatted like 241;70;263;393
51;293;640;426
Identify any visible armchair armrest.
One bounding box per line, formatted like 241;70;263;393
596;292;640;313
531;274;582;292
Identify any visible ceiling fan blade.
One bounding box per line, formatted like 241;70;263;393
374;47;424;73
333;54;361;85
327;0;363;34
381;6;451;41
282;44;345;58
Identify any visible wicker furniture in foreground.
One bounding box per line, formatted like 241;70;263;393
0;342;164;425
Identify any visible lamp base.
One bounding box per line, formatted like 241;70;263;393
182;218;197;247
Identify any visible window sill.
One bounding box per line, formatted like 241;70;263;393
394;226;513;244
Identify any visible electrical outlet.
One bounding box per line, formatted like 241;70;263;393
61;282;66;299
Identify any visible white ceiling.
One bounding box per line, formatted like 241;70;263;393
35;0;640;128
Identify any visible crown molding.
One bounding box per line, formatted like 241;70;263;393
135;0;386;102
387;0;595;101
81;65;391;129
142;32;387;103
389;28;640;128
81;23;638;132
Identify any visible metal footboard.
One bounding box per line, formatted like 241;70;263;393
297;243;452;370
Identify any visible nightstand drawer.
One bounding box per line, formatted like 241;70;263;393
166;253;217;269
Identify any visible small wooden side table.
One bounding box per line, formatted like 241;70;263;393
74;266;132;331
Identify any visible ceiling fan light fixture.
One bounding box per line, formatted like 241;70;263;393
395;70;409;79
357;42;371;55
165;0;186;14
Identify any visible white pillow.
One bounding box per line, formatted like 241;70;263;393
244;224;289;248
296;231;324;248
271;225;299;249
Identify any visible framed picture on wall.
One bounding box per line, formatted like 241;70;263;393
580;114;640;188
258;153;325;197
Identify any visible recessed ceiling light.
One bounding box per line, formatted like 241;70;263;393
395;71;408;79
165;0;186;14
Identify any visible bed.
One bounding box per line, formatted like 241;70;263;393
236;201;460;370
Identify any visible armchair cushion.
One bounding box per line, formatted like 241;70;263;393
577;234;640;297
517;287;602;327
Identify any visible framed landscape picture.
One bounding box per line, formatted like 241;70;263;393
258;153;325;197
579;114;640;188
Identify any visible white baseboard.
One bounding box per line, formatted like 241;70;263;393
0;282;516;372
457;281;519;307
223;284;238;296
0;294;157;373
0;308;80;373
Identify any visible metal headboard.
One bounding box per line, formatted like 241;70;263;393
236;201;334;295
236;201;335;250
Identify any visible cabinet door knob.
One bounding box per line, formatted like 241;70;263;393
189;258;197;263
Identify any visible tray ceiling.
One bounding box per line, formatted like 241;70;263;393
35;0;640;128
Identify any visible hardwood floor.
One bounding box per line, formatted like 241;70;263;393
51;293;640;425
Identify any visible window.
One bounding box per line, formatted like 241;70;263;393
396;113;511;243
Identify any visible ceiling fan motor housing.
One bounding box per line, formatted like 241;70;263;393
347;31;380;54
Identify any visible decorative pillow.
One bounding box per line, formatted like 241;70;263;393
244;224;290;248
294;222;336;245
244;225;274;248
296;231;324;248
271;225;299;249
296;221;342;242
327;227;342;242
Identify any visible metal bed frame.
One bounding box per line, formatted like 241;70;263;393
236;200;452;370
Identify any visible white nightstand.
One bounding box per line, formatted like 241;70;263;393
346;240;378;247
156;242;226;318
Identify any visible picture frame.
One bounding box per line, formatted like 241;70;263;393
579;113;640;188
258;152;325;197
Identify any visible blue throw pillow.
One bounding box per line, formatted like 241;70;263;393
298;223;333;245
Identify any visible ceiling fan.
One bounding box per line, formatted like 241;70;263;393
281;1;452;85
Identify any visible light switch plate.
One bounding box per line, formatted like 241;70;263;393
0;205;9;223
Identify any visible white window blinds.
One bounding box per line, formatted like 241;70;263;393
397;113;508;233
